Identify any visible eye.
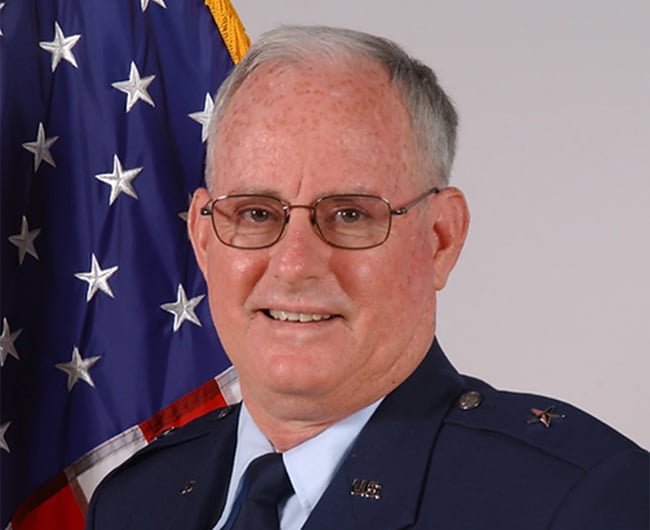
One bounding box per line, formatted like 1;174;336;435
317;197;381;230
226;198;284;225
240;207;273;223
334;207;365;224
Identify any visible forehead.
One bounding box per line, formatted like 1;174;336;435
213;57;418;195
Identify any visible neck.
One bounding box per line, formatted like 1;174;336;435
240;329;436;451
244;400;340;452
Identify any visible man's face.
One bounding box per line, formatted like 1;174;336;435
189;58;467;422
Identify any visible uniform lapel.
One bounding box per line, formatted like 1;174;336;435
303;340;463;530
158;405;240;530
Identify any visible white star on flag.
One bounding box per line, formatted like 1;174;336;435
95;154;142;205
0;3;6;38
188;93;214;143
140;0;166;12
8;215;41;265
0;422;11;453
55;346;101;391
39;21;81;72
111;61;156;112
0;318;22;367
22;122;59;172
74;254;119;302
160;284;204;332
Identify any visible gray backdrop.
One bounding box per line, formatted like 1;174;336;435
232;0;650;448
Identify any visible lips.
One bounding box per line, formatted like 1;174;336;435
267;309;334;323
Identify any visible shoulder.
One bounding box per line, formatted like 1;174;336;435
99;403;240;479
144;403;240;451
86;404;241;530
106;403;240;478
443;375;645;471
420;376;649;529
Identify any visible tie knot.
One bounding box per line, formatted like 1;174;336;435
245;453;293;504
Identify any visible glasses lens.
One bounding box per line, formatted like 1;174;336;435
314;195;391;249
211;196;286;249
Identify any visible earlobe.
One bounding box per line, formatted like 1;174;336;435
187;187;212;276
431;186;470;290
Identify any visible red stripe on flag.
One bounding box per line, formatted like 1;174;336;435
139;379;228;441
10;379;228;529
12;482;83;530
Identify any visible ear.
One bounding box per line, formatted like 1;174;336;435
187;187;212;277
431;186;470;291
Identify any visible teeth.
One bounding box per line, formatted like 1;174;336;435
268;310;333;323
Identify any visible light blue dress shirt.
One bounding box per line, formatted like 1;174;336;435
213;399;382;530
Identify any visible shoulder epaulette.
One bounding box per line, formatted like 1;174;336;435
445;376;641;471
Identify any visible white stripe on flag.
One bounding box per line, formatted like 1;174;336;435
215;366;242;405
70;426;148;502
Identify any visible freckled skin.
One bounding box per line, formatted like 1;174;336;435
188;58;469;450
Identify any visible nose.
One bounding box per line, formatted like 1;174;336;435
267;207;331;283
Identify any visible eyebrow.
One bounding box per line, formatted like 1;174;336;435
215;183;382;198
217;186;281;197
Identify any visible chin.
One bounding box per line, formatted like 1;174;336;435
254;362;342;397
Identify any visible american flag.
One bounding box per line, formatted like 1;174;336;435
0;1;248;528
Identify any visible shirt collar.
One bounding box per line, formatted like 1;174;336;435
283;398;382;515
231;402;276;491
221;399;382;528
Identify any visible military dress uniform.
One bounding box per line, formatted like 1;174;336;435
86;339;650;529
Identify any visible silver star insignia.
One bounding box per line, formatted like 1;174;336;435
8;215;41;265
0;422;11;453
39;21;81;72
111;61;156;112
188;93;214;143
0;3;6;38
74;254;119;302
55;346;101;391
161;284;205;332
95;154;142;205
22;122;59;172
0;318;22;367
527;406;566;428
140;0;166;11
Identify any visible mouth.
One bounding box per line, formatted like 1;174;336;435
264;309;336;323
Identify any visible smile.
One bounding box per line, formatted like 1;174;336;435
267;309;334;323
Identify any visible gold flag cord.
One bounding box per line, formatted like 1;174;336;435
204;0;251;63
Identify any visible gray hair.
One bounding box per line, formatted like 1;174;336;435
205;25;458;189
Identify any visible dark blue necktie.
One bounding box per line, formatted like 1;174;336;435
228;453;294;530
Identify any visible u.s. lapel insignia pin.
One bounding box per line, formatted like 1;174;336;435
527;406;566;428
179;479;197;495
350;478;382;500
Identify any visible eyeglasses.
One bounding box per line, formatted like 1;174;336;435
200;187;439;250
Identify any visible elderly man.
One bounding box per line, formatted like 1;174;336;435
86;26;649;529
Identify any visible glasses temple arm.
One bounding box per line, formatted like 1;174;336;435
391;187;439;216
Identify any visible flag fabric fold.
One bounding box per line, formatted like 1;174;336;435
0;1;249;528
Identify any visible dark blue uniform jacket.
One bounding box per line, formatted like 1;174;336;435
86;339;649;529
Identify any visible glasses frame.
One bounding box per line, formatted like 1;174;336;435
200;186;439;250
